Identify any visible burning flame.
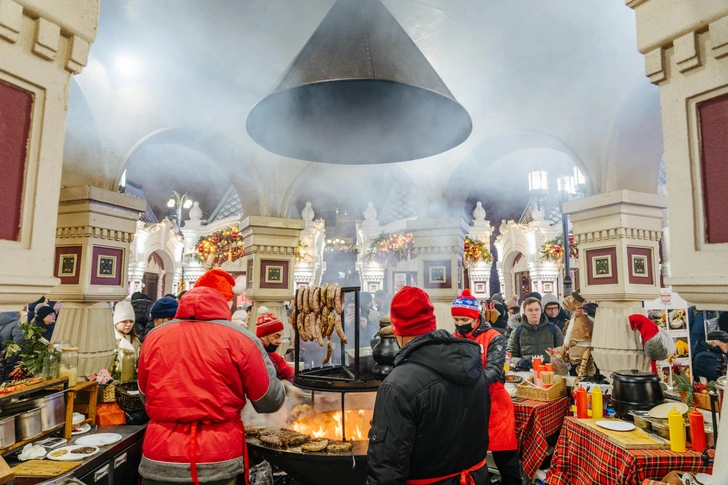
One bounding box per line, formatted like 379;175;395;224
291;409;373;441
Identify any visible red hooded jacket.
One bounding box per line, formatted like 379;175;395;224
138;287;285;484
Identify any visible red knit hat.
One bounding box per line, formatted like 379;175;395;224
390;286;437;337
195;269;244;301
256;313;284;338
451;288;480;320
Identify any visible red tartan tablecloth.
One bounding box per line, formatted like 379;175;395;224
545;417;714;485
513;396;570;478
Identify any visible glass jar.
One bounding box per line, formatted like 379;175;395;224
42;344;60;380
120;350;136;382
59;346;79;387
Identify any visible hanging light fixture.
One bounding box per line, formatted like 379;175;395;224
528;171;549;196
246;0;472;165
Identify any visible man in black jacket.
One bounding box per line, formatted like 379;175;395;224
130;292;153;341
367;286;490;485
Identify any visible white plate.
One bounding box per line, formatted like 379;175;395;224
649;402;688;419
71;423;91;435
72;413;86;425
596;420;636;432
47;445;100;461
75;433;122;447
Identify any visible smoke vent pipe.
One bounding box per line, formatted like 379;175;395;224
246;0;472;165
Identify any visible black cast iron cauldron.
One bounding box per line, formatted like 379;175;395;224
611;369;665;416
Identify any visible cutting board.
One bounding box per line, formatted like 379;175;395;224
576;418;670;450
12;460;82;477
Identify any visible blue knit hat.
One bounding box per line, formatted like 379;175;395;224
150;296;179;319
451;289;480;319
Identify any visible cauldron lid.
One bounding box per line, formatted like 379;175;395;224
612;369;662;383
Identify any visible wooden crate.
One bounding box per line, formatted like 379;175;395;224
515;376;567;401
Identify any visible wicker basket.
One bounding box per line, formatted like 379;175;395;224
693;392;713;410
100;383;117;404
515;376;567;401
114;381;145;412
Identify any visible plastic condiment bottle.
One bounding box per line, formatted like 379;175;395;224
668;407;686;452
575;387;589;419
591;386;604;419
689;408;707;452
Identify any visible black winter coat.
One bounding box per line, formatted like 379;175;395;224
131;296;153;342
693;341;727;383
366;330;490;485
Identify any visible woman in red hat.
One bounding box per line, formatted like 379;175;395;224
452;289;521;485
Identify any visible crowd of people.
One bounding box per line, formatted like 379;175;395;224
1;275;725;484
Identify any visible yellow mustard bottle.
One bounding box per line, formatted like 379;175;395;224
591;386;603;419
668;407;686;452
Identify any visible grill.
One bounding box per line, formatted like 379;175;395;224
247;286;384;485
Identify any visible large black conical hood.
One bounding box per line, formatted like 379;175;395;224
246;0;472;165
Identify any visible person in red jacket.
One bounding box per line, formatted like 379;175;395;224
452;289;522;485
256;313;294;383
138;269;285;485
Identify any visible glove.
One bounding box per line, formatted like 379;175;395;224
517;358;532;370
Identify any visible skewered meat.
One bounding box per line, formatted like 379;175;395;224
326;312;336;338
308;313;317;341
334;315;347;344
334;285;343;314
301;440;329;452
320;283;329;308
323;340;333;364
326;441;353;453
297;313;307;341
303;287;310;314
327;284;337;309
315;314;324;346
322;305;330;323
312;287;321;313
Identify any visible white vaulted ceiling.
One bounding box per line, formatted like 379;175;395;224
63;0;662;221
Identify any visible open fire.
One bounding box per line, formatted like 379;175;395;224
291;409;373;441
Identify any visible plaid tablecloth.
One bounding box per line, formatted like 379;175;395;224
513;396;570;478
545;417;714;485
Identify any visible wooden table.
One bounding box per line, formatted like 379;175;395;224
512;396;570;478
546;417;714;485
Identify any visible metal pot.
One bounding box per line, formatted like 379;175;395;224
611;369;665;416
0;416;15;448
15;408;42;441
3;391;66;431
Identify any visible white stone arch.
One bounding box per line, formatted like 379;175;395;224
143;244;177;298
443;129;594;218
117;127;268;216
495;224;532;300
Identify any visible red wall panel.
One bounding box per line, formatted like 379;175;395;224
699;93;728;244
0;81;33;241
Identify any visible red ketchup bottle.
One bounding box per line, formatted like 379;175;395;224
575;387;589;419
689;408;707;452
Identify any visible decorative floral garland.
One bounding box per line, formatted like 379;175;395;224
194;225;245;267
367;232;415;267
463;236;492;269
540;234;578;263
